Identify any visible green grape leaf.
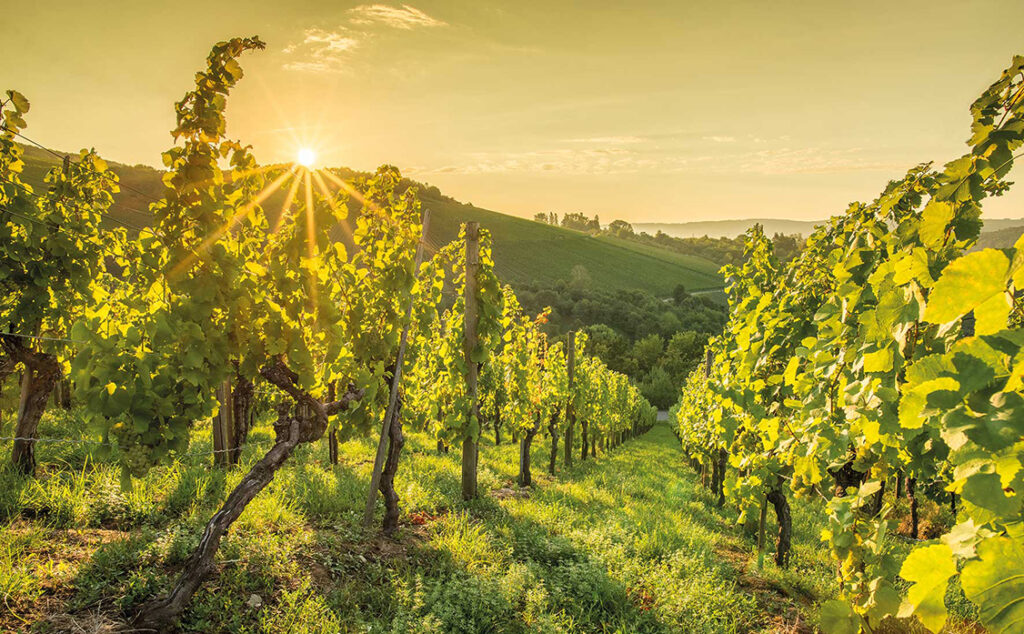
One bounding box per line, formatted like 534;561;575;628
7;90;30;113
864;348;893;373
961;535;1024;634
818;599;861;634
919;200;955;249
924;249;1009;330
897;543;956;632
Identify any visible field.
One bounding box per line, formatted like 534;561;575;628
15;145;724;297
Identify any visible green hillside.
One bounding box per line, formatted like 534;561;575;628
15;144;722;296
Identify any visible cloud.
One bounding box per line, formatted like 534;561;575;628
282;28;361;73
348;4;447;29
414;148;663;176
562;136;645;145
283;4;446;73
703;135;737;143
410;143;906;178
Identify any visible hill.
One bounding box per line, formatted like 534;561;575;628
15;145;722;296
974;224;1024;250
636;216;1024;240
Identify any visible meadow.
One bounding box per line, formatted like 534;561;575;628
0;406;979;633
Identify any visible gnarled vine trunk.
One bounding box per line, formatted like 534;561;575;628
134;360;361;630
493;409;502;446
767;485;792;567
580;419;589;461
0;355;15;434
906;476;919;539
714;448;727;507
830;461;865;497
2;337;60;475
518;414;540;487
547;408;560;475
229;372;254;465
867;478;886;517
380;397;404;536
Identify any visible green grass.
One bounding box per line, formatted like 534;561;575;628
0;406;980;632
16;144;723;297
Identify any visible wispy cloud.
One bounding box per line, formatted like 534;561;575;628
411;143;907;178
562;136;645;145
282;4;446;73
415;148;663;176
282;28;361;73
703;135;737;143
349;4;447;29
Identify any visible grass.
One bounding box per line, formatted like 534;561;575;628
0;405;981;633
16;144;723;297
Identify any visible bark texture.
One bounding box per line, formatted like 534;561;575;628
547;408;560;475
830;461;866;497
134;363;362;630
906;476;919;539
518;415;540;487
229;372;254;465
767;485;792;568
380;399;404;536
2;336;60;475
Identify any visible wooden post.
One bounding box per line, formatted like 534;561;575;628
563;331;575;470
328;428;338;465
213;378;234;467
756;496;768;569
362;210;431;527
462;221;481;501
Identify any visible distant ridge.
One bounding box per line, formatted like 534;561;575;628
634;219;820;239
14;144;723;296
635;217;1024;240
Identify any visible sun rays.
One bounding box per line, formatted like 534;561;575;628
166;154;386;319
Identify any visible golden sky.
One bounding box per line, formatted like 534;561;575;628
5;0;1024;222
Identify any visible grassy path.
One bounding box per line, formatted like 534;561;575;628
1;416;831;632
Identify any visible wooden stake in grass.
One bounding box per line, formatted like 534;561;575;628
362;210;431;527
564;331;575;470
213;378;234;467
756;495;767;569
462;221;481;500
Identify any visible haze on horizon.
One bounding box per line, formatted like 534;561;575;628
4;0;1024;223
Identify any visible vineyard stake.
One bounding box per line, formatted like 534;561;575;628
461;221;481;500
756;495;767;569
563;330;575;469
362;209;431;527
213;378;234;467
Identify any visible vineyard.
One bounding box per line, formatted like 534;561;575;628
4;32;1024;634
672;54;1024;634
0;38;657;631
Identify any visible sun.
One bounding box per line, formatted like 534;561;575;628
296;147;316;168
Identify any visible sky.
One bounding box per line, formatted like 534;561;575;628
4;0;1024;223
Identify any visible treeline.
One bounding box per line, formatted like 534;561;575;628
516;277;727;407
533;212;803;267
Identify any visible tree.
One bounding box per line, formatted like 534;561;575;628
631;334;664;372
672;283;689;305
568;264;591;291
606;219;634;238
639;365;675;409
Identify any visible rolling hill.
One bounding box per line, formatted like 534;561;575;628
14;145;723;296
636;217;1024;240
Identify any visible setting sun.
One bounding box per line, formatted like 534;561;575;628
296;147;316;168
